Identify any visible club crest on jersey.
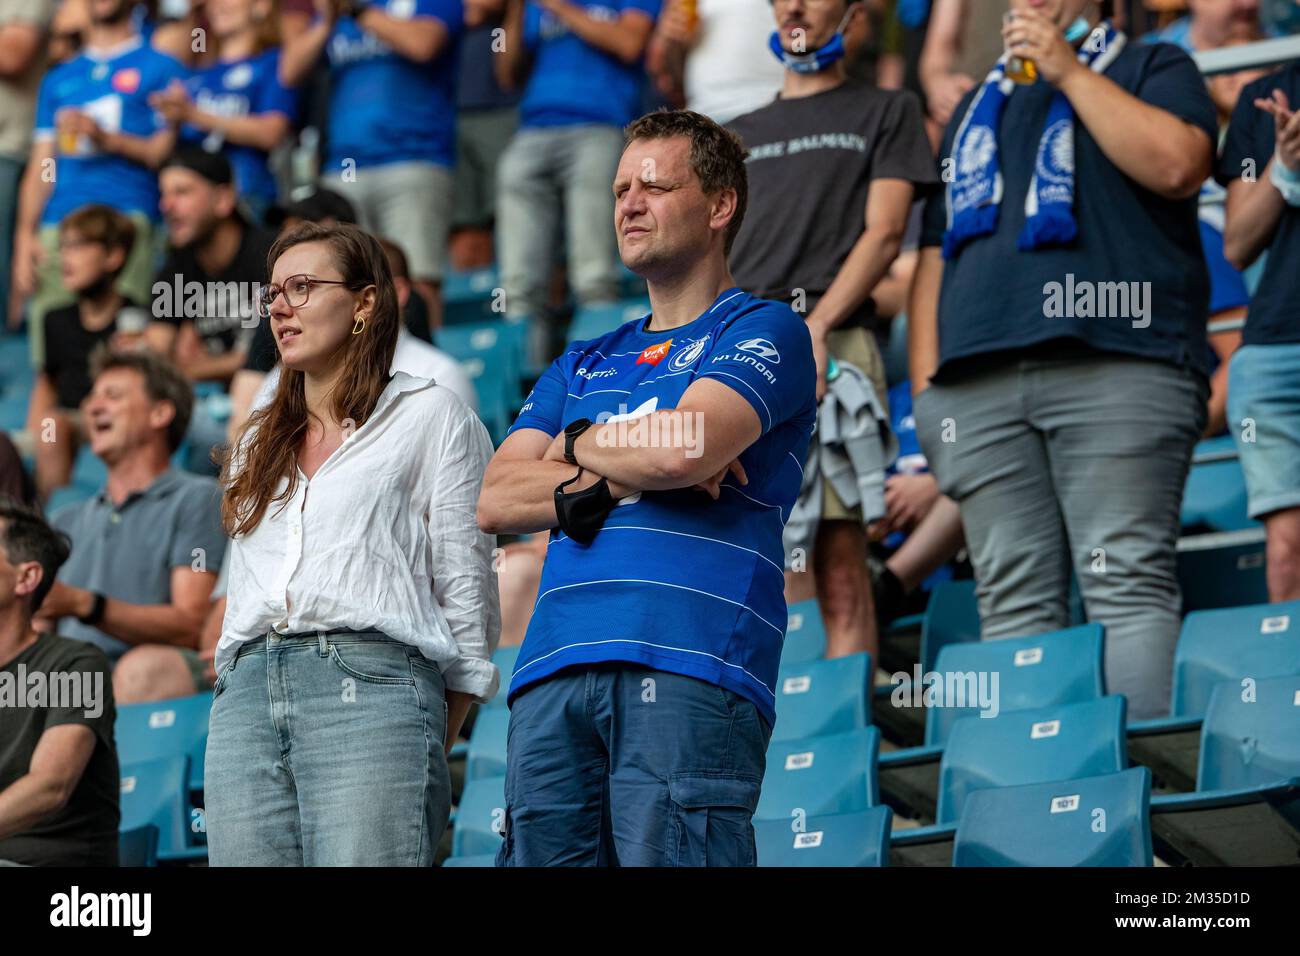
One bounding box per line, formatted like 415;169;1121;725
111;68;141;94
668;336;708;372
637;338;673;366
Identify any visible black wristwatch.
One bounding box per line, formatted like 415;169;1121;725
563;418;594;465
79;591;106;626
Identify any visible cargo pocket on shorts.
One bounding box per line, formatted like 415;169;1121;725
666;772;762;867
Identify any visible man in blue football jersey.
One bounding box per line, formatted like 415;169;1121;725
12;0;184;364
281;0;463;325
478;109;817;866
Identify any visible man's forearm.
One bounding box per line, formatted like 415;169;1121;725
478;458;604;534
496;0;528;91
100;130;173;169
547;3;649;64
94;597;206;649
1224;171;1287;269
573;414;724;490
1060;67;1210;199
280;17;332;87
806;226;905;335
0;774;66;841
356;10;445;62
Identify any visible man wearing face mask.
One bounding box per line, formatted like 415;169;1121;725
727;0;938;661
909;0;1216;720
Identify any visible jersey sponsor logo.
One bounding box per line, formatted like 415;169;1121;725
575;366;617;380
636;338;673;366
668;335;708;372
387;0;418;19
111;68;141;94
737;338;780;363
710;350;778;385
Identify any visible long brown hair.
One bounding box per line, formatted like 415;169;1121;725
220;223;399;537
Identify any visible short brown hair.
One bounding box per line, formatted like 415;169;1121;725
624;109;750;254
59;204;136;276
89;349;194;453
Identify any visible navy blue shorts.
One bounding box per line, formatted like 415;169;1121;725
497;664;772;866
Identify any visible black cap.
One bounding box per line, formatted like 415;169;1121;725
267;188;358;228
161;146;234;186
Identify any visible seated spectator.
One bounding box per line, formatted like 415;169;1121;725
150;0;297;223
1220;57;1300;602
1145;0;1273;52
0;499;119;867
46;0;89;68
911;4;1216;720
146;148;276;470
27;205;147;500
36;349;226;705
245;235;480;416
495;0;661;365
12;0;183;366
281;0;464;326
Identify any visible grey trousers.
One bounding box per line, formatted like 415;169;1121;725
914;353;1207;720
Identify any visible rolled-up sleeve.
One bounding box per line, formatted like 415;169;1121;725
429;406;501;702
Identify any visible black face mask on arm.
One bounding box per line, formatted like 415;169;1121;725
554;470;617;545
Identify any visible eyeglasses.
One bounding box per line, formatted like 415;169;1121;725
257;274;352;318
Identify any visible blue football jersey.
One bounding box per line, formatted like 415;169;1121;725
507;288;817;725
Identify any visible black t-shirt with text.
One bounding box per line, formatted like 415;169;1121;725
728;79;939;330
919;41;1218;380
153;224;275;356
1218;63;1300;347
0;634;119;866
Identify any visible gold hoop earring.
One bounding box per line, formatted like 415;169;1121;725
352;316;366;335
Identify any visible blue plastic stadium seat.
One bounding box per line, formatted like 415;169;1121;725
1150;675;1300;865
466;707;510;780
756;805;892;867
771;652;872;743
452;775;506;858
1181;457;1253;533
441;853;497;867
442;266;500;326
924;623;1106;747
118;824;160;867
1170;601;1300;719
115;693;213;766
953;767;1153;867
781;599;826;665
756;727;879;821
566;299;650;345
919;579;980;676
118;756;204;862
437;321;524;442
936;695;1127;826
1176;528;1268;612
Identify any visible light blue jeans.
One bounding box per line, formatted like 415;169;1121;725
205;632;450;866
496;125;624;357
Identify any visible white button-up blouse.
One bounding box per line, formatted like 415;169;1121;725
216;372;500;701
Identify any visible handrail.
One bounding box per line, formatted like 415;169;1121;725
1191;34;1300;76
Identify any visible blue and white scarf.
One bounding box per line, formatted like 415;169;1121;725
942;21;1126;259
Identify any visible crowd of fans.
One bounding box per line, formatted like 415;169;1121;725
0;0;1298;865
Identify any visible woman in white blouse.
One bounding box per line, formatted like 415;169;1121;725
206;222;499;866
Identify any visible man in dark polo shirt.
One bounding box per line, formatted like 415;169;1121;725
909;1;1216;719
36;349;226;705
0;500;119;867
1220;60;1300;603
727;0;938;660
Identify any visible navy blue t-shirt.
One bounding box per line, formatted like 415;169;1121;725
506;289;816;726
920;40;1217;379
324;0;463;169
1217;63;1300;346
457;23;519;111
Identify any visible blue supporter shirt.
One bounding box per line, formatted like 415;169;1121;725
1217;63;1300;346
181;49;297;207
919;40;1218;379
519;0;660;129
324;0;463;170
34;37;185;225
506;289;817;726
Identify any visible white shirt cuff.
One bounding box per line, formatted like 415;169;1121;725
442;654;500;703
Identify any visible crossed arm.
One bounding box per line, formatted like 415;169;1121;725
477;377;761;536
0;724;97;841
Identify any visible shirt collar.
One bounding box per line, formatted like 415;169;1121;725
96;467;183;509
83;35;144;64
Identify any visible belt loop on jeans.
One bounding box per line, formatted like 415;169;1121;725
317;632;329;657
